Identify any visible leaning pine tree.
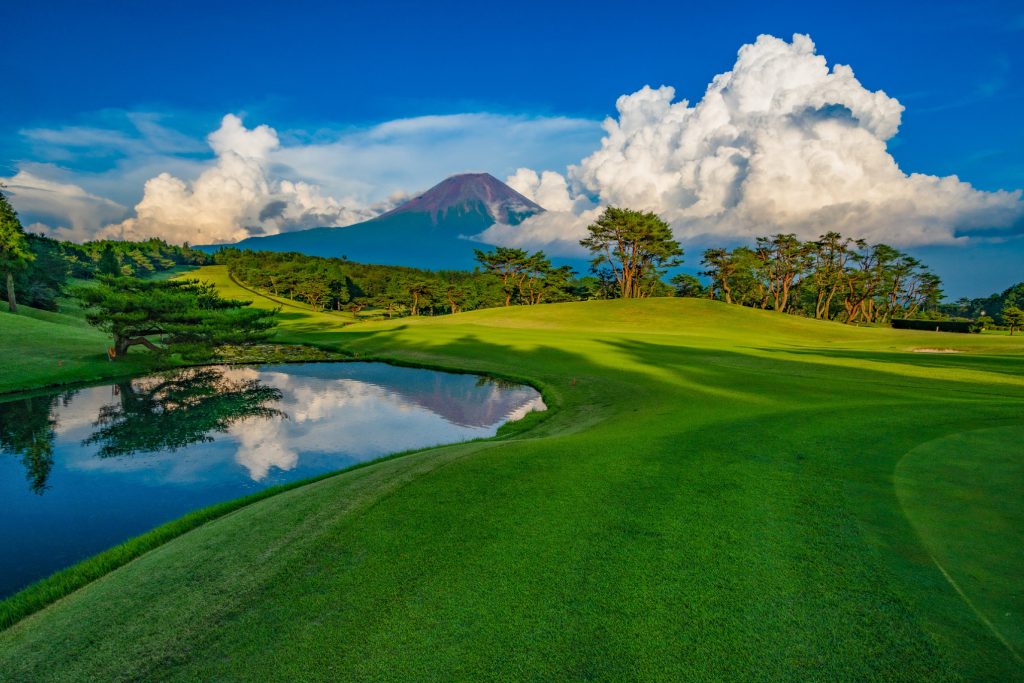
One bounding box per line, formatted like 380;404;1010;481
74;276;278;359
580;207;683;299
0;185;34;313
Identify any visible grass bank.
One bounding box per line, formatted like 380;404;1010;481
1;267;1023;680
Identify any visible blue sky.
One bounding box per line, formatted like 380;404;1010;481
4;0;1023;296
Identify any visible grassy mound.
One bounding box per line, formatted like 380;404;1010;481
1;272;1023;680
0;306;166;394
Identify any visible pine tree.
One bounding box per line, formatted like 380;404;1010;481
74;276;277;359
0;186;34;313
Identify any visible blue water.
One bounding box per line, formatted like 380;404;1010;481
0;363;544;598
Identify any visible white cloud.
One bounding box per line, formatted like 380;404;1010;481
99;114;389;244
1;171;128;242
476;208;600;256
506;168;577;212
8;111;600;244
490;33;1024;252
268;113;600;203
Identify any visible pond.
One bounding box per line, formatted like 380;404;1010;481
0;362;545;599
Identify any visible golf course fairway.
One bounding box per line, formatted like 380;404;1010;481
1;272;1022;681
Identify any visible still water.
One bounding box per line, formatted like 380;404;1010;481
0;363;544;598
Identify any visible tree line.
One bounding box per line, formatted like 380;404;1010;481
217;208;954;325
217;247;595;316
0;188;209;312
940;281;1024;332
699;232;944;323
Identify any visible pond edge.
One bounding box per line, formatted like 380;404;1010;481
0;355;557;632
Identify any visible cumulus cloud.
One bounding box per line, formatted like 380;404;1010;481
2;171;128;242
99;114;388;244
476;208;600;256
8;110;600;244
506;168;578;212
490;33;1023;251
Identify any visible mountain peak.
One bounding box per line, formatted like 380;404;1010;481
375;172;544;226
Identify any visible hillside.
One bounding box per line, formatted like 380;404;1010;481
0;306;168;394
211;173;545;269
1;290;1022;680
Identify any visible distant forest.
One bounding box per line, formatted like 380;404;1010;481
0;234;209;311
215;248;601;316
2;224;1020;330
697;232;944;324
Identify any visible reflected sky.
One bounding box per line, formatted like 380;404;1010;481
0;363;544;599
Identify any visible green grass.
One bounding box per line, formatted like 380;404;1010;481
0;306;170;394
895;426;1024;662
192;265;360;328
1;269;1023;680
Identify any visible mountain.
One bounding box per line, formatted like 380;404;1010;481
375;172;542;226
207;173;544;270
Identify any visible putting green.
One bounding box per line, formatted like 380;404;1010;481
895;426;1024;662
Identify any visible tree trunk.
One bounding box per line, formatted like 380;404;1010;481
112;335;161;359
6;271;16;313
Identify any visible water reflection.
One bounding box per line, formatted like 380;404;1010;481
0;362;544;597
0;393;67;494
85;368;285;459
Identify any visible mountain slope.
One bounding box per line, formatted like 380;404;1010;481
213;173;543;269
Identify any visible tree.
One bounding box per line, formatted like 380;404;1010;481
700;248;734;303
0;186;34;313
474;247;531;306
580;207;683;298
97;244;122;276
74;276;277;359
444;284;465;314
1002;306;1024;336
14;235;70;311
293;273;331;311
754;233;808;313
406;281;434;316
670;273;705;298
809;233;857;320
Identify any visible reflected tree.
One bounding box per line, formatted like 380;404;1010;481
84;368;285;458
0;393;70;494
475;376;519;390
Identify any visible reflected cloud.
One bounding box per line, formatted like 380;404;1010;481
5;363;544;489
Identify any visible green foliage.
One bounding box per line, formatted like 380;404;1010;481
940;282;1024;321
1001;305;1024;335
73;276;277;359
219;247;584;316
0;186;35;312
702;231;943;323
97;244;121;276
7;234;69;311
474;247;578;306
670;273;706;297
62;238;208;280
580;206;683;298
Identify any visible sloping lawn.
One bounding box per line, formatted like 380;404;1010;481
1;287;1023;680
